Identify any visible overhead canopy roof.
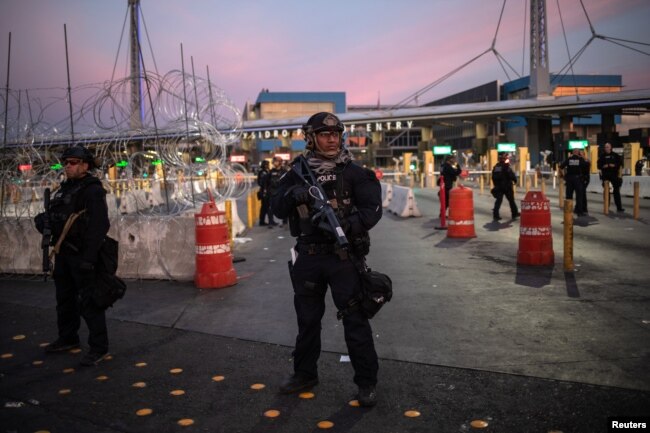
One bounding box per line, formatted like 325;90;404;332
241;89;650;132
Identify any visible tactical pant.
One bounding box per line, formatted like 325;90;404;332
288;252;378;387
53;254;108;353
603;176;623;211
493;186;518;218
259;194;275;225
565;175;585;215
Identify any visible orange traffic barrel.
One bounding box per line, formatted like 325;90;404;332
447;185;476;238
194;200;237;289
517;191;554;265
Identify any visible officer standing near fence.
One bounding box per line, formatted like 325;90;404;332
560;148;589;217
439;154;462;213
491;152;519;220
271;112;382;407
34;145;111;366
269;156;286;227
257;160;276;226
597;142;625;213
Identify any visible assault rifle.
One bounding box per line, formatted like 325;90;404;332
41;188;52;281
291;156;349;249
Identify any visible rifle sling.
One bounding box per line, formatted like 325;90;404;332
49;210;86;259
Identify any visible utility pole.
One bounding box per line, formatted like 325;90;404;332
529;0;551;97
129;0;143;130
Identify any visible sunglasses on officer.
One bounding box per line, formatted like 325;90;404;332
317;131;340;139
63;159;83;166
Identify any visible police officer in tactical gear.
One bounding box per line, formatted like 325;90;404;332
34;145;111;366
257;160;276;226
560;148;590;217
491;153;519;220
269;156;286;227
439;154;462;212
271;112;382;407
597;142;625;213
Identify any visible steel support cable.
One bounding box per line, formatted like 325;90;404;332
552;36;594;82
600;37;650;56
601;36;650;47
556;0;580;100
522;0;528;75
491;0;508;49
110;7;130;83
390;48;491;109
138;4;159;75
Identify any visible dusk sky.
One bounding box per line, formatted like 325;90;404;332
2;0;649;112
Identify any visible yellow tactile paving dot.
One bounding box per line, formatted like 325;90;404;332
170;390;185;396
136;408;153;416
1;353;13;359
34;430;51;433
404;410;421;417
470;419;489;429
104;355;113;360
132;382;147;388
211;375;225;382
69;348;82;354
177;419;194;426
169;368;183;374
250;383;266;390
135;362;147;367
348;399;360;407
58;389;71;395
96;375;109;381
317;420;334;429
63;368;75;374
264;409;280;418
32;360;44;366
12;334;26;340
39;342;49;347
299;392;315;399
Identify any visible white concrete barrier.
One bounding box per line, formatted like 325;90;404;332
217;200;246;237
380;182;393;208
586;175;650;198
387;184;422;217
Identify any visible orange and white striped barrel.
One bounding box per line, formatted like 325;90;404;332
517;191;554;266
447;185;476;238
194;201;237;289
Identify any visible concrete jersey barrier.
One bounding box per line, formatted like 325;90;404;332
586;174;650;198
380;182;393;208
387;184;422;217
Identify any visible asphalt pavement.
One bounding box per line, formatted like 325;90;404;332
1;182;649;432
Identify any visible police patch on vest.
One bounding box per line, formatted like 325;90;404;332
316;173;336;183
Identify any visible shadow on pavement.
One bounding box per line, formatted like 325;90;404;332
482;220;514;232
435;237;472;248
564;271;581;298
514;264;554;288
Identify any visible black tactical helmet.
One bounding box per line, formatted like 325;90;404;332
302;112;344;150
61;145;96;168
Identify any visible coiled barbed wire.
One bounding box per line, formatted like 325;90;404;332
1;71;251;219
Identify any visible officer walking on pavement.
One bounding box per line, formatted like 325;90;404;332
597;142;625;213
34;145;111;366
271;112;383;407
560;147;590;217
491;152;520;220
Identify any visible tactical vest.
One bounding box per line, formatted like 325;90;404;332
289;162;357;241
49;175;102;245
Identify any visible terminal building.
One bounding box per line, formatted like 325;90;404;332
236;74;649;169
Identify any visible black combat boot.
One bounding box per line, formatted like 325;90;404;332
358;385;377;407
45;339;80;353
278;373;318;394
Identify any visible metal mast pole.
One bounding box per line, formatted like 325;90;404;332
530;0;551;97
129;0;143;130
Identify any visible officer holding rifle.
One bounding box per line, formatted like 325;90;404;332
271;112;382;407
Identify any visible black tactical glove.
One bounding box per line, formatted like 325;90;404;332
292;185;311;205
34;213;46;234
